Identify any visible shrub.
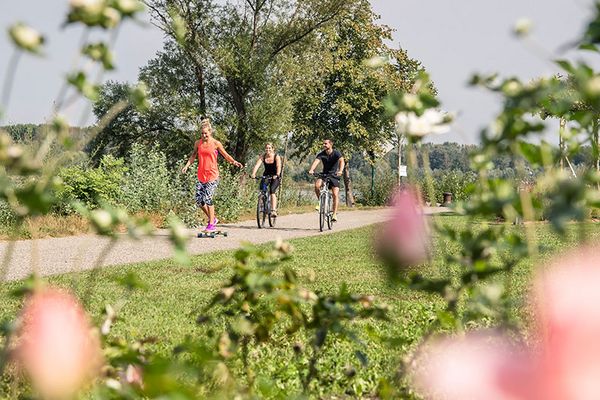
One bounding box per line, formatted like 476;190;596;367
0;199;18;227
213;167;254;222
354;164;398;206
167;164;201;227
414;169;478;205
55;155;127;213
277;174;315;207
121;144;172;213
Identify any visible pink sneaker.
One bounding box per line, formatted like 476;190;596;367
204;224;216;233
212;218;219;226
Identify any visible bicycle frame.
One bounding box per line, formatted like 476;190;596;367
315;173;335;231
256;175;277;228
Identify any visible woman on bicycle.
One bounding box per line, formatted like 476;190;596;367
181;118;243;232
251;143;281;216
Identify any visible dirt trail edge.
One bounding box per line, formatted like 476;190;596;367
0;208;450;281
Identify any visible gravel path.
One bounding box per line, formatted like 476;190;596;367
0;208;449;282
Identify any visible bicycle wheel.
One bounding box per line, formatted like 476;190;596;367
319;193;326;232
256;194;267;228
326;193;333;230
268;197;276;227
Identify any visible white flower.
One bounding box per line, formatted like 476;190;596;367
502;80;522;96
8;23;44;53
513;18;533;37
69;0;105;12
115;0;143;15
395;109;452;137
402;94;423;110
70;0;103;8
586;76;600;97
91;209;112;231
102;7;121;28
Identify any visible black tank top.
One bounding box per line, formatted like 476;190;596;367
263;155;277;176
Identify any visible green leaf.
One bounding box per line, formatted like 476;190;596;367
115;271;147;290
517;141;542;166
579;43;600;53
556;59;576;74
436;310;456;330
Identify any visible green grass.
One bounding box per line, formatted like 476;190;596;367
2;216;600;398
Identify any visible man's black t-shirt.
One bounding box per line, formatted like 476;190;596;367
316;149;343;174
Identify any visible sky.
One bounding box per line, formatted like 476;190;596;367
0;0;597;144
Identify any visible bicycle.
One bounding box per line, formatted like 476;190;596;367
254;175;277;228
313;172;336;232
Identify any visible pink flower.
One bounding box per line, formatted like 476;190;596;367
15;287;103;399
413;332;525;400
412;245;600;400
123;364;143;387
376;187;430;269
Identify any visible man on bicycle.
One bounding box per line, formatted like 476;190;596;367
308;139;345;222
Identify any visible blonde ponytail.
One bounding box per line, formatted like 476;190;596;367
200;118;212;131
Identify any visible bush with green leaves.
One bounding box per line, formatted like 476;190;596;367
354;163;398;206
55;155;127;213
212;168;255;222
414;168;478;205
121;143;172;213
7;1;600;399
0;199;18;227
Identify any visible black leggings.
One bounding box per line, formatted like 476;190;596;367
260;177;280;194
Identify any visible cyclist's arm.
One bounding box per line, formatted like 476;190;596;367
181;140;199;174
216;140;243;168
275;155;282;177
251;156;262;179
308;158;320;175
337;157;345;176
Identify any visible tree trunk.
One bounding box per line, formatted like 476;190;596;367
343;162;355;207
194;63;206;115
227;78;249;161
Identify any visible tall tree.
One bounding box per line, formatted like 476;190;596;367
291;0;425;205
143;0;348;161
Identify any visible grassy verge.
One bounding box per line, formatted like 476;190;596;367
0;205;384;241
1;216;599;397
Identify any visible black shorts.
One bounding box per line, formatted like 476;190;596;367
321;176;340;189
260;176;280;194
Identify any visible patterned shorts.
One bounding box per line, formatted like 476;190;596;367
195;180;219;206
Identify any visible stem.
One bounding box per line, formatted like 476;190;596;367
241;336;254;389
303;346;320;393
78;25;122;127
53;30;90;113
81;238;117;307
1;50;22;119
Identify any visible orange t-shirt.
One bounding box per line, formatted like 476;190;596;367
197;139;219;183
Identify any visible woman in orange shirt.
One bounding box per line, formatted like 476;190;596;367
181;119;243;232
